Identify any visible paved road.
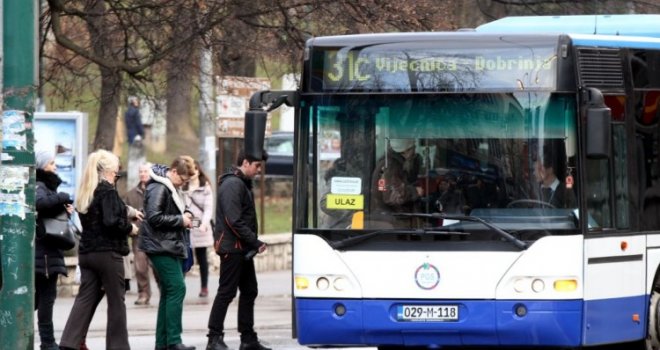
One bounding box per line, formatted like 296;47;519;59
40;269;302;350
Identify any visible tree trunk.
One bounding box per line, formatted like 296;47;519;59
165;6;197;152
93;67;122;150
165;50;197;150
85;0;122;151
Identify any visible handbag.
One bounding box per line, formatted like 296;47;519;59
181;229;194;273
42;211;76;250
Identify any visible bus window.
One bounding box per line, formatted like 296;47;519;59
586;158;611;229
307;92;580;237
638;90;660;230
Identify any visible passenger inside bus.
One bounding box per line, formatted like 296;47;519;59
369;138;424;228
422;174;465;214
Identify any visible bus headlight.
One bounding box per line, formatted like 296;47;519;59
531;279;545;293
333;277;348;291
316;277;330;290
295;276;309;290
554;279;577;292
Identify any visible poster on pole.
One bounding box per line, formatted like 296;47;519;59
34;112;88;200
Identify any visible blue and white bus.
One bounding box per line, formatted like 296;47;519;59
245;14;660;349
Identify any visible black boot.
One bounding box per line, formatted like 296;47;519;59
238;340;271;350
167;344;195;350
206;334;230;350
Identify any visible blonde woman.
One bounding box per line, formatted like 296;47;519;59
59;149;136;350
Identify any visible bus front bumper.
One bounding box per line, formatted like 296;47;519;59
295;298;583;347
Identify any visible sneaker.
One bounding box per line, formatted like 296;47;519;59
135;297;150;305
238;341;271;350
199;288;208;297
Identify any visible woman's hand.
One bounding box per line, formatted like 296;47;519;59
182;214;193;228
65;204;75;215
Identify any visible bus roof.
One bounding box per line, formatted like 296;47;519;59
569;33;660;50
307;32;562;47
476;14;660;38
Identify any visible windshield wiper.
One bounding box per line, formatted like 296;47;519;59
330;228;469;250
392;212;528;250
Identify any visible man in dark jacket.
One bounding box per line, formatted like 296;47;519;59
125;96;145;145
139;156;197;350
370;138;423;228
206;150;270;350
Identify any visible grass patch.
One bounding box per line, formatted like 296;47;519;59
255;196;293;234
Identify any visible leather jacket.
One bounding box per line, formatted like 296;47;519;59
139;164;191;259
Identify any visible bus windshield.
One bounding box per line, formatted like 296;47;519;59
302;92;580;242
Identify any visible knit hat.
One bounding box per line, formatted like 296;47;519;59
389;139;415;153
36;150;55;170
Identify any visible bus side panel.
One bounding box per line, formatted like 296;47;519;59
646;234;660;294
583;295;647;345
583;235;647;345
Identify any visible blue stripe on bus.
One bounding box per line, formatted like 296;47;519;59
295;296;647;347
583;294;647;346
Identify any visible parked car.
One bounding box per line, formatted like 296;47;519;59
264;131;294;178
263;131;341;178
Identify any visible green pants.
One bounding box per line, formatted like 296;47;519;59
149;254;186;347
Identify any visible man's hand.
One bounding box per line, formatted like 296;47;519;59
258;243;267;254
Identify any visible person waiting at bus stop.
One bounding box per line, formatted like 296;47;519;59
139;156;197;350
206;150;270;350
34;150;74;350
370;138;424;228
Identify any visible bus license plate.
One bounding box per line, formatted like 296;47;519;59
397;305;459;322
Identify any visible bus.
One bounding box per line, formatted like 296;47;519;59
243;14;660;349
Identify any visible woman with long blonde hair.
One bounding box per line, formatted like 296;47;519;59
59;149;136;350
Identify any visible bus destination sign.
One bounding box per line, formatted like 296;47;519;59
311;44;558;92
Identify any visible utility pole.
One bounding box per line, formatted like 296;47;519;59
1;1;38;349
198;13;216;187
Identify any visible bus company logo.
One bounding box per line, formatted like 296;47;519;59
414;263;440;290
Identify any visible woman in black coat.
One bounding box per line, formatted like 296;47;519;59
35;150;74;350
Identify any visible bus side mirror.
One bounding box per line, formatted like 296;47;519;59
244;109;268;161
586;106;611;159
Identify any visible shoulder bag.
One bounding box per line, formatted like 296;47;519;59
43;211;76;250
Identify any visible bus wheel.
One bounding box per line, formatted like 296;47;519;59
647;290;660;350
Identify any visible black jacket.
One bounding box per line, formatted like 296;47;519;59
139;164;191;258
215;168;264;255
35;169;69;277
78;180;132;256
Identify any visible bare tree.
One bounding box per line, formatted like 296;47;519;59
43;0;465;152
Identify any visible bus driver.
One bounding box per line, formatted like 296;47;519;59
534;141;576;209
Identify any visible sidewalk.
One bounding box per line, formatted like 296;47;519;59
38;269;295;350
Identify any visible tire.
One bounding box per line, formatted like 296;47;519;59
647;291;660;350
